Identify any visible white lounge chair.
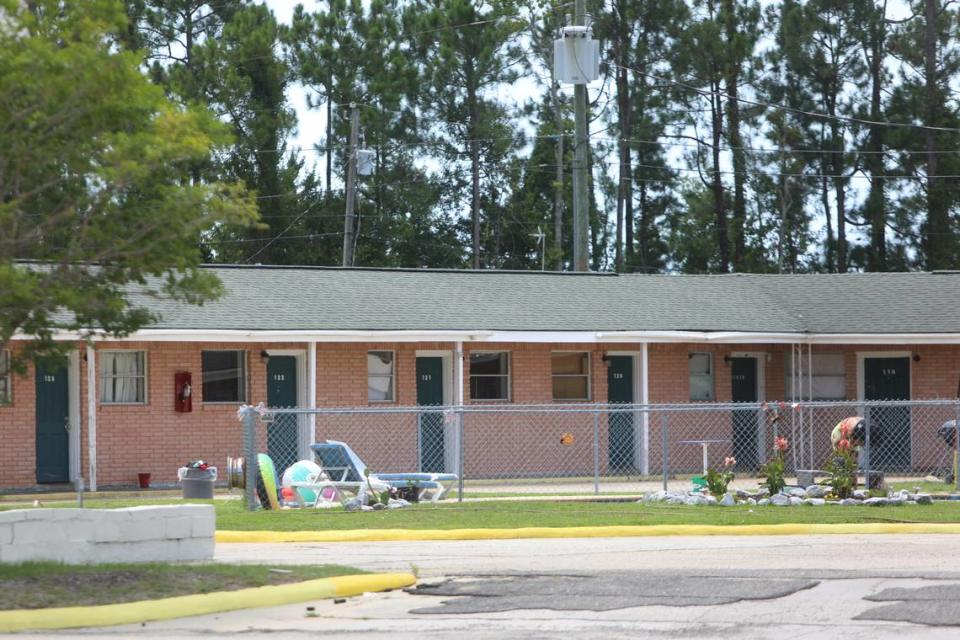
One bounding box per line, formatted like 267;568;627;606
310;440;458;502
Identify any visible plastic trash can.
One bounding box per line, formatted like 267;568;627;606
178;466;217;499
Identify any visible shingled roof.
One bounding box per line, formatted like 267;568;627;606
129;266;960;335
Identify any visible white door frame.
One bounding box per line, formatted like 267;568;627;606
416;350;454;472
67;350;81;483
606;350;644;472
263;349;309;459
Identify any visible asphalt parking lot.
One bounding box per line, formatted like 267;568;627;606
12;533;960;639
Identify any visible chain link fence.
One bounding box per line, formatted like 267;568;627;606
238;400;960;509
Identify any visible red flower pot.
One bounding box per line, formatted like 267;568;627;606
137;473;151;489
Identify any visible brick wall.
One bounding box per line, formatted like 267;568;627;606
2;339;959;488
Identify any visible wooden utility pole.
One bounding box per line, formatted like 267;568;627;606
572;0;590;272
342;103;359;267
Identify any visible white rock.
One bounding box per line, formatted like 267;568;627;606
853;490;869;499
803;498;826;506
770;493;791;506
719;493;736;506
804;485;828;499
746;498;757;506
757;499;771;506
788;487;806;498
839;498;859;506
789;496;804;506
863;497;887;506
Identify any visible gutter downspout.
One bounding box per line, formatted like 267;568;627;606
454;341;464;493
85;345;97;491
308;342;317;440
640;343;649;475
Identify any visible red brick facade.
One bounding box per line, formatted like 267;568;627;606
2;339;958;489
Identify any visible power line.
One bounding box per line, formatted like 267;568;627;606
616;62;960;135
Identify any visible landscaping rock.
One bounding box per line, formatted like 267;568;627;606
719;493;736;507
757;498;771;506
804;485;828;499
839;498;859;506
770;493;791;506
746;498;757;505
387;498;411;509
361;505;375;512
642;490;668;503
788;488;806;498
863;497;887;506
372;502;387;510
853;490;869;499
789;496;803;506
755;488;770;499
803;498;826;506
916;494;934;505
343;497;363;512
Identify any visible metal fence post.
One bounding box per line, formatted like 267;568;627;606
593;410;600;495
863;408;872;480
955;401;960;493
242;407;257;511
457;407;465;503
661;413;669;492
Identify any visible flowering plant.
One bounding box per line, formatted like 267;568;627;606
825;437;858;499
759;436;789;495
705;456;736;498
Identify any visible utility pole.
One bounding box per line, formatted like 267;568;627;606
342;103;359;267
572;0;590;272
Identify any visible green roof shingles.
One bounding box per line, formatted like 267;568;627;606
136;267;960;335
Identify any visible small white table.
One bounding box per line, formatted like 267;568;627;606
677;439;730;474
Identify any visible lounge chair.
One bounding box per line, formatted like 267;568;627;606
310;440;458;502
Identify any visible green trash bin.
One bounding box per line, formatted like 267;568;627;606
179;466;217;499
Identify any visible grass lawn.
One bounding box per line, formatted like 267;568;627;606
209;498;960;531
0;562;364;610
3;494;959;531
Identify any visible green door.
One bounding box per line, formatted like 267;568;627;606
416;357;445;473
864;357;910;470
607;356;635;471
267;356;298;475
730;357;759;470
36;362;69;483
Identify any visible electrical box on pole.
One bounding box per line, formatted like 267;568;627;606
555;6;597;272
553;25;599;85
357;149;375;176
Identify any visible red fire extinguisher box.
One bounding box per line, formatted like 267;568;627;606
174;372;192;412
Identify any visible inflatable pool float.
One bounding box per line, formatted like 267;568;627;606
256;453;281;510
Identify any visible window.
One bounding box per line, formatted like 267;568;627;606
201;350;246;403
100;351;146;404
689;353;714;401
368;351;394;402
0;349;10;405
785;352;845;400
552;352;591;400
470;352;510;401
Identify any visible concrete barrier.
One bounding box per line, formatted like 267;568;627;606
0;505;215;564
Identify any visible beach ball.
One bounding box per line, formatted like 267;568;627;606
281;460;323;506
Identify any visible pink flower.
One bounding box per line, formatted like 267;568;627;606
724;456;736;467
774;436;789;453
837;438;851;452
